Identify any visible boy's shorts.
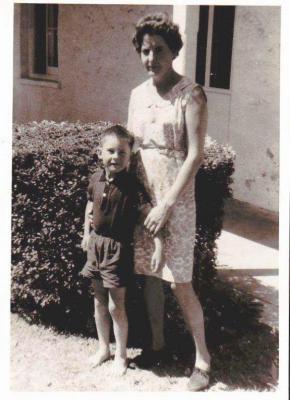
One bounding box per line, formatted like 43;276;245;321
80;231;132;288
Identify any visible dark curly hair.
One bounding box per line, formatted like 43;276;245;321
132;13;183;57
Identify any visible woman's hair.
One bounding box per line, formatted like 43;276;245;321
132;13;183;57
101;124;135;149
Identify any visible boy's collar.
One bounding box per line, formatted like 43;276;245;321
99;168;128;183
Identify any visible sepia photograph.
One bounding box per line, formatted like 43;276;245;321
1;0;288;396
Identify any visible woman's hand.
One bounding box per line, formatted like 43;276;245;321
144;203;172;235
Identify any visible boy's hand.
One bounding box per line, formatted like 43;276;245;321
81;234;90;252
88;213;94;228
151;247;163;273
151;233;163;273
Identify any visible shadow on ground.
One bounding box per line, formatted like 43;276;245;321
219;272;278;329
222;200;278;249
126;276;278;390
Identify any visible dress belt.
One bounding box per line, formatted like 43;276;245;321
140;145;186;160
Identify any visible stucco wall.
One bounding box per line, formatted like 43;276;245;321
229;6;280;212
13;4;280;213
175;5;280;212
13;4;172;124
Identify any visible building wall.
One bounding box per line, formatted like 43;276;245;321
13;4;280;213
178;5;279;212
229;6;280;212
13;4;172;124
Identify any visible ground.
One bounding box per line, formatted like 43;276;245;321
216;199;278;330
9;314;202;391
10;313;275;392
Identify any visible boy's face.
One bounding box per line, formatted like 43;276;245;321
99;134;131;177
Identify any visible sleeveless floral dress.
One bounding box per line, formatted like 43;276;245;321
127;76;201;283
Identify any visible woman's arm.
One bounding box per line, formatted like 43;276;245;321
164;86;207;206
145;86;207;235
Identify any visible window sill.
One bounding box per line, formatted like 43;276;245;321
204;87;231;96
20;78;61;89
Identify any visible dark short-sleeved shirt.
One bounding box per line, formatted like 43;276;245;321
87;169;152;244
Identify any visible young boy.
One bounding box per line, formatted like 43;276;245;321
80;124;163;375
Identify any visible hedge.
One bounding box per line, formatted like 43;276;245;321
11;120;235;337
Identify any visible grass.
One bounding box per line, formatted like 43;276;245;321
10;313;190;391
10;308;278;392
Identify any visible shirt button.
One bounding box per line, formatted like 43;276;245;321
103;192;107;198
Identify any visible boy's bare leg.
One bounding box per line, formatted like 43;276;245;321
144;276;165;351
108;287;128;375
90;280;111;365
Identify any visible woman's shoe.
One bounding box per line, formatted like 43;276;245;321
187;367;210;391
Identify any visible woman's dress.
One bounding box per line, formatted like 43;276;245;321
128;76;200;283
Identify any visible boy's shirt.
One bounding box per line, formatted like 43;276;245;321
88;169;152;244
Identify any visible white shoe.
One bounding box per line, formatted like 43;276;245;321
187;367;210;391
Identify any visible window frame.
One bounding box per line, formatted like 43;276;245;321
196;5;235;93
46;4;59;75
27;4;59;81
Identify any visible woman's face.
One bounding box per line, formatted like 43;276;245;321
140;34;176;83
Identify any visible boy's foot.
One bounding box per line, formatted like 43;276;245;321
187;367;210;391
89;349;111;367
111;357;127;376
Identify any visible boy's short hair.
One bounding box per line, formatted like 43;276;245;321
101;124;135;149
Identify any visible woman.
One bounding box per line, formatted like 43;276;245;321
127;13;211;391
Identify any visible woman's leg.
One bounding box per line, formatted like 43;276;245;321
108;287;128;375
91;279;111;365
171;282;211;371
144;276;165;351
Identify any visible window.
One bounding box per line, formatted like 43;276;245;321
34;4;59;76
196;6;235;90
20;3;59;83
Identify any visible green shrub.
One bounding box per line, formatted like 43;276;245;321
11;120;235;336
